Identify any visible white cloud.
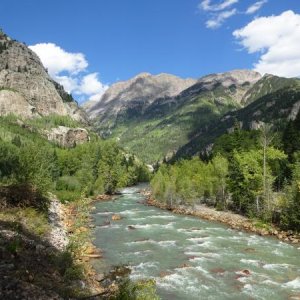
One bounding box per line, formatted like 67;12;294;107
206;9;237;29
29;43;88;76
233;10;300;77
246;0;267;15
199;0;268;29
199;0;238;12
54;76;77;94
29;43;108;102
78;73;108;96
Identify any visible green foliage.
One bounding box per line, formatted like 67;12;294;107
280;160;300;231
27;114;81;129
151;155;228;207
282;110;300;161
115;278;160;300
0;115;150;207
212;129;261;158
152;124;300;230
95;87;242;164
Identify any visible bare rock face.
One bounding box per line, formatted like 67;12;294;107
182;69;262;104
45;126;90;148
85;72;197;120
0;89;34;117
0;31;87;122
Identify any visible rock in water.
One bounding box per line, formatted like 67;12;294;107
111;214;122;221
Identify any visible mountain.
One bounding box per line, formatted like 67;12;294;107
85;72;197;121
85;69;262;163
0;30;86;122
175;75;300;159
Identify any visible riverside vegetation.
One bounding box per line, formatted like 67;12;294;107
0;114;157;299
151;113;300;233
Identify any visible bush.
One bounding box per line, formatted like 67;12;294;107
56;176;81;192
116;278;160;300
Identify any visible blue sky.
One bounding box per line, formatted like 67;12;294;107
1;0;300;103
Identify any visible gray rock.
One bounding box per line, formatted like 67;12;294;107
84;72;197;121
0;31;87;122
45;126;90;148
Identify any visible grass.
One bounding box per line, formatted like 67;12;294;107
0;207;49;237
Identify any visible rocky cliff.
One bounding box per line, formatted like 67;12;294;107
0;30;87;122
85;72;197;122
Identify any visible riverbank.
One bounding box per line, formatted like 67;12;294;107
0;190;113;299
144;192;300;246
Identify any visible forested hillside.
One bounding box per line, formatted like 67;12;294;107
152;109;300;231
0;115;149;205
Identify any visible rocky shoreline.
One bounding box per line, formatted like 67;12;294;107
144;192;300;246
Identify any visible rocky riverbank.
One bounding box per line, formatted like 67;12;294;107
145;192;300;246
0;191;111;299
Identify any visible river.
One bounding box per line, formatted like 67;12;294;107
91;186;300;299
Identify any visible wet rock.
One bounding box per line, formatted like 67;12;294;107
243;248;256;253
178;263;191;269
210;267;226;274
95;273;105;282
111;214;122;221
128;225;136;230
159;271;172;278
241;269;251;276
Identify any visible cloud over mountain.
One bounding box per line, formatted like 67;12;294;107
233;10;300;78
29;43;108;102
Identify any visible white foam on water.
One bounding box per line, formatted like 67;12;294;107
130;224;153;229
271;248;284;256
188;251;220;259
96;212;113;215
263;263;291;271
127;222;175;230
157;240;177;247
188;257;207;263
132;250;152;256
147;215;176;220
187;237;210;243
120;187;139;194
130;261;160;278
130;217;146;221
177;228;206;235
240;259;262;267
96;224;121;229
157;271;207;296
283;277;300;289
263;279;280;286
125;239;176;247
125;239;156;246
237;276;250;284
243;284;254;291
119;210;137;215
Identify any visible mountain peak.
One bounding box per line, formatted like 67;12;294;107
85;72;197;119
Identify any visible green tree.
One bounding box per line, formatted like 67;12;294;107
211;154;228;209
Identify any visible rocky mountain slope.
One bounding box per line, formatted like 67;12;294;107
0;30;86;122
85;69;263;163
175;76;300;159
85;72;196;124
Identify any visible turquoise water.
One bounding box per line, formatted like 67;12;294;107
91;186;300;299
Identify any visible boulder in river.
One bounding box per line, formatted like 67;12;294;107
111;214;122;221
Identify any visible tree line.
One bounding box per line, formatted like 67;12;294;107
151;114;300;231
0;115;150;206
